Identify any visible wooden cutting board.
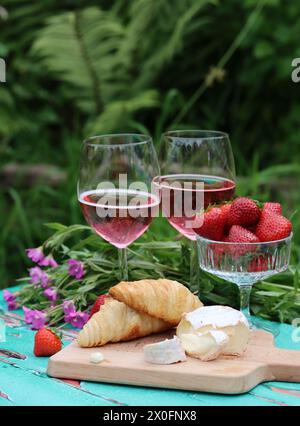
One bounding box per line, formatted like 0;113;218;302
47;330;300;394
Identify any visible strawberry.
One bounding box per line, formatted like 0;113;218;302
90;294;107;317
34;328;62;357
255;211;292;242
248;255;269;272
262;202;282;216
228;197;260;228
220;203;232;235
194;207;226;241
211;235;231;260
228;225;260;256
228;225;260;243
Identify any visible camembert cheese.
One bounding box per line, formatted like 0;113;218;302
177;305;250;357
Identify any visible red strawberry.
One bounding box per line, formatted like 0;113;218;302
255;211;292;242
228;225;260;243
220;203;232;235
246;225;257;234
248;255;269;272
262;202;282;216
228;225;260;256
228;197;260;227
90;294;107;317
211;235;231;260
194;207;226;241
34;328;62;357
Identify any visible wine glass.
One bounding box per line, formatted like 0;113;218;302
157;130;236;289
196;234;292;334
77;134;160;280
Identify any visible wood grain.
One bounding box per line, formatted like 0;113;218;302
47;330;300;395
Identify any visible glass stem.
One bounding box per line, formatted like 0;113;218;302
189;239;200;292
118;248;128;281
239;285;253;328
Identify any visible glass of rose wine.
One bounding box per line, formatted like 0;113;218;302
77;134;160;280
157;130;236;289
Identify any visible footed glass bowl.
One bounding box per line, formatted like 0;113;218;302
196;234;292;335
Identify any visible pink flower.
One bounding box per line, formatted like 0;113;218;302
29;267;50;288
3;290;18;310
23;307;46;330
26;247;44;264
62;300;76;321
44;287;57;302
39;254;58;268
23;306;34;324
69;312;89;329
62;300;89;329
68;259;85;280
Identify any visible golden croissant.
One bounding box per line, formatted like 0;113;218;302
109;278;202;326
78;297;171;347
78;279;202;347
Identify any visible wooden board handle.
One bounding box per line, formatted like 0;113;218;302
268;348;300;382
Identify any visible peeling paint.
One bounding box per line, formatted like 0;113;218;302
0;349;27;359
0;390;11;401
59;378;81;388
270;386;300;398
250;390;289;406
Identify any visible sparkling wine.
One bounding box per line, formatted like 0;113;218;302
158;174;235;240
79;189;159;248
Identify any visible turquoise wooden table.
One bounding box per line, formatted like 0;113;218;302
1;287;300;406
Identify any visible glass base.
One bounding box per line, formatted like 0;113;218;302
249;316;280;337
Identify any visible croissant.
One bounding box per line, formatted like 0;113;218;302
109;279;202;326
78;297;171;347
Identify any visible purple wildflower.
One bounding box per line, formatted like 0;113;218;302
62;300;76;321
44;287;57;302
29;267;50;288
69;312;89;329
39;254;58;268
26;247;44;264
62;300;89;329
68;259;85;280
23;306;34;324
23;307;46;330
31;310;46;330
3;290;18;310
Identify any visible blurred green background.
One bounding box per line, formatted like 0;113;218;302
1;0;300;288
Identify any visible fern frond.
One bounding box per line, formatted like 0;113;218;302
31;7;125;114
119;0;214;88
86;90;160;134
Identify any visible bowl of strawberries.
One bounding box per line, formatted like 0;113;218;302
195;197;292;333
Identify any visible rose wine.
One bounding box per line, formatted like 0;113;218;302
79;189;159;248
158;174;235;240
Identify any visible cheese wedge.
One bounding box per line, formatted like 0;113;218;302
179;330;229;361
177;305;250;356
143;336;186;365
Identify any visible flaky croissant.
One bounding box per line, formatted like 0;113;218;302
109;279;202;326
78;297;171;347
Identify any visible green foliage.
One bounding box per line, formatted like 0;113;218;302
15;224;300;325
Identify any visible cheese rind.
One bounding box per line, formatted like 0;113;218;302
143;336;187;365
177;305;250;356
185;305;249;329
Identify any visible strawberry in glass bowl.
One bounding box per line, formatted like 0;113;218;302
194;198;293;335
